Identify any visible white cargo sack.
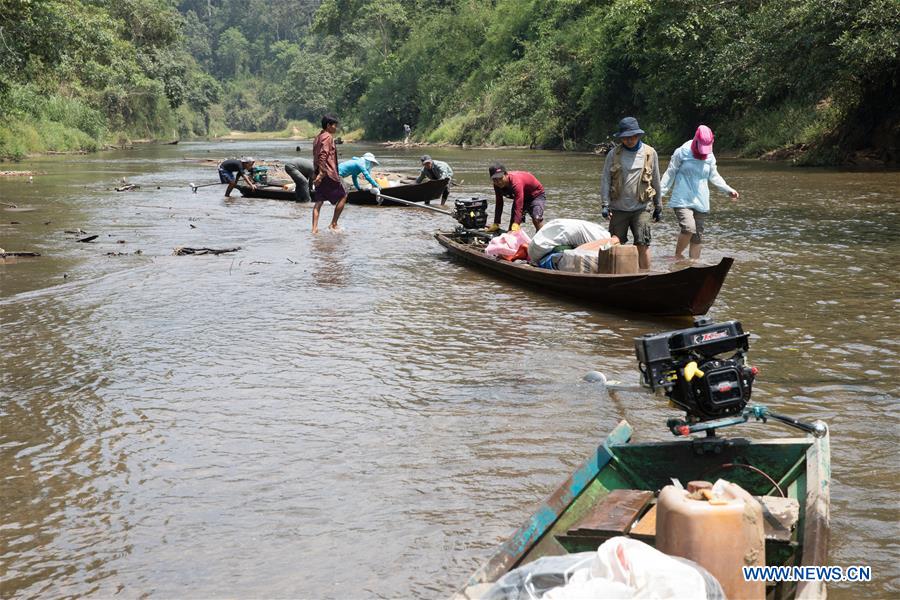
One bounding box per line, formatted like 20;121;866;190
544;537;717;600
481;536;722;600
528;219;611;263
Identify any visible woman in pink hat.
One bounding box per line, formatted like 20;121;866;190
659;125;739;260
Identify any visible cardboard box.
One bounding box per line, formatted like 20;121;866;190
598;245;639;274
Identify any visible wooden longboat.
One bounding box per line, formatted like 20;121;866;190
458;419;830;600
236;178;448;206
435;231;733;316
347;178;449;205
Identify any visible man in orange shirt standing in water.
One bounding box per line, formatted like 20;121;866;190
312;114;348;233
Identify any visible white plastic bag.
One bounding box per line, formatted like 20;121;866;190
528;219;610;263
543;537;717;600
480;537;723;599
556;248;599;273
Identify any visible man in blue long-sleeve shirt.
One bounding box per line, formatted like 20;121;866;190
338;152;381;191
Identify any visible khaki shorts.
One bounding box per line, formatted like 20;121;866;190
609;209;652;246
674;207;706;243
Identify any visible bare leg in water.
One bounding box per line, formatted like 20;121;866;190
674;233;702;259
312;201;324;233
329;196;348;231
689;242;702;259
637;244;651;270
674;232;691;259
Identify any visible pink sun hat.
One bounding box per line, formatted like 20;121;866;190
692;125;715;156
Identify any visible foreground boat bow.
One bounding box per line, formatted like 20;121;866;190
459;420;830;599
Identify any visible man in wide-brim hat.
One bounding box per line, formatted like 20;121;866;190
600;116;662;270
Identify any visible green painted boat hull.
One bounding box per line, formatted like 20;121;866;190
460;420;830;600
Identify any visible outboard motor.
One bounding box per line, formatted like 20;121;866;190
251;166;269;184
454;197;488;229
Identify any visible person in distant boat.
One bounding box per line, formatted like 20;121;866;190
284;158;314;202
218;156;256;197
312;114;348;233
600;117;662;270
660;125;739;260
487;163;546;232
338;152;381;192
403;123;411;144
415;155;453;205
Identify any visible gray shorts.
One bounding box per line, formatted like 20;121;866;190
525;193;546;221
674;207;706;243
609;209;652;246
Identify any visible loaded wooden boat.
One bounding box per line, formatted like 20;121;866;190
435;230;732;316
236;178;449;205
458;418;830;599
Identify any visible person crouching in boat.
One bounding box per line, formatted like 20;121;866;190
218;156;257;197
487;163;546;233
659;125;740;260
284;158;314;202
338;152;381;193
600;117;662;270
416;155;453;205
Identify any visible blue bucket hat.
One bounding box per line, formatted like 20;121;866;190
614;117;645;138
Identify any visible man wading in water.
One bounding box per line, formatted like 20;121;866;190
312;114;348;233
600;117;662;270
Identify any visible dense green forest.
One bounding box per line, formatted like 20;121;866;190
1;0;896;164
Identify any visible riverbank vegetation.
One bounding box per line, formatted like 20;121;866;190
1;0;896;165
297;0;897;165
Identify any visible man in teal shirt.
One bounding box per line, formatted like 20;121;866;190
338;152;381;191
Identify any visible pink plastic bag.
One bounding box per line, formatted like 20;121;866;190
484;229;532;259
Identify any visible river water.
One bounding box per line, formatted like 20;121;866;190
1;141;897;598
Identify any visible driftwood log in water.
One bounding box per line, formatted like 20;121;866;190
173;246;241;256
0;171;39;177
0;251;41;258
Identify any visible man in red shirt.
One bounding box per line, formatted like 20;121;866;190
487;163;546;232
312;114;348;233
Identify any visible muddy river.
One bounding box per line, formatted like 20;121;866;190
1;141;897;598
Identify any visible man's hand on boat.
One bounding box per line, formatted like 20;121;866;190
485;223;500;233
369;186;382;204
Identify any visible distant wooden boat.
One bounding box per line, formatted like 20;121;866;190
348;178;449;205
434;231;732;316
458;419;830;600
235;181;301;202
236;178;449;206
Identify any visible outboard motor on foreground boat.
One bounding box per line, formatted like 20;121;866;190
453;197;488;230
635;317;827;439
